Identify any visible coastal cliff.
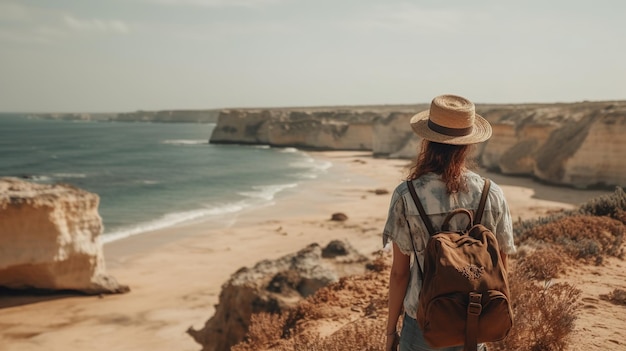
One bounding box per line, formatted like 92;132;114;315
209;101;626;188
210;109;383;150
0;178;127;294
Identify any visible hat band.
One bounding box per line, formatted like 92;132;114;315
428;120;473;137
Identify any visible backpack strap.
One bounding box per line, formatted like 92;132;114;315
474;178;491;225
406;180;435;235
464;292;482;351
406;180;432;284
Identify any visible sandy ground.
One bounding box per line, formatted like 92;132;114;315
0;151;622;351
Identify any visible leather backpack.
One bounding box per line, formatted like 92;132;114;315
407;178;513;351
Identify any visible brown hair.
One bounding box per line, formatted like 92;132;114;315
407;140;475;194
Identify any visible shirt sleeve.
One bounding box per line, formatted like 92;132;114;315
494;188;517;255
382;189;414;256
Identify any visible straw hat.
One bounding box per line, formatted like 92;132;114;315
410;94;492;145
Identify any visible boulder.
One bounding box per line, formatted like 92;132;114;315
330;212;348;221
187;240;369;351
0;178;127;294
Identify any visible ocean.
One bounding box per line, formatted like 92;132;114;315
0;114;331;243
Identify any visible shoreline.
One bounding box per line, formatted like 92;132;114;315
1;151;614;351
98;146;331;246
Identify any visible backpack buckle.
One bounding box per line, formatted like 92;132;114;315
468;292;482;315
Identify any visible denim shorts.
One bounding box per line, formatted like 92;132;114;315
399;314;486;351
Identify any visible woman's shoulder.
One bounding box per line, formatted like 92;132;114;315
464;170;506;199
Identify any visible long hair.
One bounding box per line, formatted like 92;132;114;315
407;140;475;194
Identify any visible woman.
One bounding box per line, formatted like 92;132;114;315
383;95;517;351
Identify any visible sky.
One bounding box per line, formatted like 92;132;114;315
0;0;625;113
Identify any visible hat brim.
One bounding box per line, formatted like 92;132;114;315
410;110;492;145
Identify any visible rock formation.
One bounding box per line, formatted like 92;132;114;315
187;240;369;351
0;178;128;294
210;101;626;188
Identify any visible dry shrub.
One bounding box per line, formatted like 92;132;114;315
516;215;625;263
489;268;581;351
514;186;626;238
515;247;569;280
599;288;626;306
513;210;573;238
579;186;626;218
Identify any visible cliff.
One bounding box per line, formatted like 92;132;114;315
0;178;128;294
210;109;387;150
209;101;626;188
479;102;626;188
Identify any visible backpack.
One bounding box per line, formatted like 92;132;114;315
406;178;512;351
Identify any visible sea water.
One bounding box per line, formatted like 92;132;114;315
0;114;331;243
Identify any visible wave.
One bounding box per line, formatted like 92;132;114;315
52;173;87;179
101;202;247;244
162;139;208;146
288;156;332;180
139;180;159;185
16;174;53;182
279;147;298;153
237;183;298;201
15;173;87;183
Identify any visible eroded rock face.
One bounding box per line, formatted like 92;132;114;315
211;109;384;150
209;102;626;187
479;102;626;188
0;178;127;294
187;241;369;351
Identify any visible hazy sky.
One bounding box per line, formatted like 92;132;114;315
1;0;624;112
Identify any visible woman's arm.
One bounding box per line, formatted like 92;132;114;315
386;242;411;350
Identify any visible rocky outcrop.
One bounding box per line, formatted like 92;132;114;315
0;178;128;294
209;101;626;188
187;240;369;351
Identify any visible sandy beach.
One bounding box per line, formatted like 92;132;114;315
0;151;621;351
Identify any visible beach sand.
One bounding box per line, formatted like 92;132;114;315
0;151;622;351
